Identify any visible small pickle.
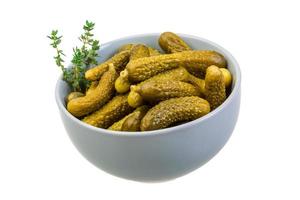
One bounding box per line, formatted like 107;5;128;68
118;44;134;52
108;106;149;131
83;94;134;128
126;50;226;82
85;50;130;81
115;44;150;93
118;43;161;56
115;70;131;93
108;116;128;131
159;32;192;53
121;106;149;131
85;81;98;96
127;67;205;107
67;64;118;117
134;80;201;104
128;86;144;108
148;47;161;56
65;92;84;104
141;96;211;131
130;44;150;60
220;68;232;88
205;65;226;110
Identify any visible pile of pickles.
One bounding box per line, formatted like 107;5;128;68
66;32;232;131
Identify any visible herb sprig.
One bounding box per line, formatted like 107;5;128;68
48;20;100;92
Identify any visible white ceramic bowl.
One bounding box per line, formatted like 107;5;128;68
55;33;241;182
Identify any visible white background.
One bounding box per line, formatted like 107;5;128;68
0;0;299;199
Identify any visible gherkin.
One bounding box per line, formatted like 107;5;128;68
67;64;118;117
118;43;161;56
127;67;205;108
130;44;150;60
159;32;192;53
85;50;130;81
115;44;150;94
108;106;148;131
83;94;134;128
141;96;210;131
121;106;149;131
126;50;226;82
205;65;226;110
134;80;201;103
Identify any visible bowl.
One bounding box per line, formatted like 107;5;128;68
55;33;241;182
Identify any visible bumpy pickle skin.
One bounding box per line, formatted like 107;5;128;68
118;43;161;56
159;32;192;53
141;96;211;131
83;94;134;128
148;47;161;56
118;44;134;52
85;81;98;96
108;106;149;131
65;92;85;104
108;115;129;131
128;86;144;108
127;67;205;107
115;45;150;94
130;44;150;60
205;65;226;110
121;106;149;131
126;50;226;82
67;64;118;117
134;80;201;104
85;50;130;81
220;68;232;88
115;70;131;93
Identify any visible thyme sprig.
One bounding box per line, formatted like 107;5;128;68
79;21;100;66
48;21;100;92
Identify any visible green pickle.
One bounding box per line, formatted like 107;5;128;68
115;44;150;94
205;65;226;110
159;32;192;53
127;67;205;107
83;94;134;128
121;106;149;131
135;80;201;103
85;50;130;81
126;50;226;82
141;96;211;131
67;64;118;117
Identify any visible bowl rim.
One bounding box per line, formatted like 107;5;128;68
55;33;241;137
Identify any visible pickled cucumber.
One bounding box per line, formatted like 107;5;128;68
127;67;205;107
148;47;161;56
118;43;161;56
205;65;226;110
126;50;226;82
65;92;84;104
118;44;134;52
83;94;134;128
85;50;130;81
121;106;149;131
108;106;149;131
115;45;150;93
85;81;98;96
159;32;191;53
127;87;144;108
141;96;210;131
108;116;128;131
220;68;232;88
114;69;131;93
67;64;118;117
130;44;150;60
134;80;201;103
